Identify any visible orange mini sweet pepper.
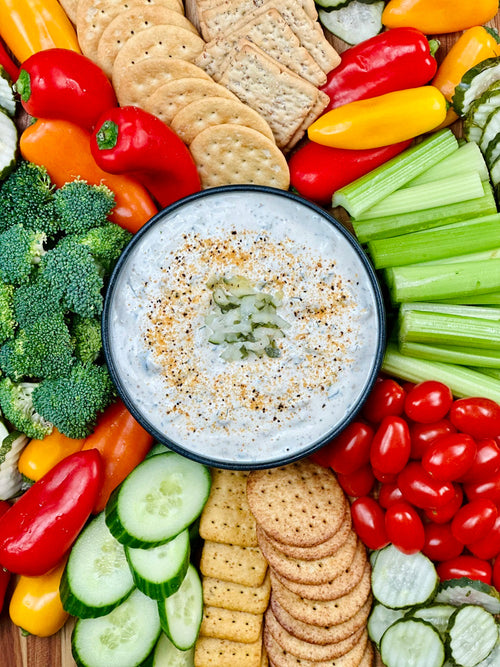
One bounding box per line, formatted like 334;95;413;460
382;0;499;35
308;87;447;150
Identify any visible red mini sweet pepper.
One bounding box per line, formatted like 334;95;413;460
289;139;412;206
320;27;439;113
0;37;18;81
0;450;102;576
91;106;201;209
15;48;117;132
0;500;11;613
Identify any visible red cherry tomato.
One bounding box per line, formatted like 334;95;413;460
404;381;453;424
372;469;398;483
422;433;477;482
378;482;404;509
424;484;463;524
350;496;389;550
398;461;456;509
493;556;500;592
468;515;500;560
451;499;497;544
436;555;492;585
409;419;456;460
449;397;500;439
362;378;406;423
422;522;464;562
463;468;500;504
313;421;374;475
459;438;500;484
385;501;425;555
370;415;411;475
337;464;375;498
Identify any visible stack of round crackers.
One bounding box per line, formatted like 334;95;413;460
246;460;375;667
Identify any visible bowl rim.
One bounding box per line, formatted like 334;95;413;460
102;184;386;470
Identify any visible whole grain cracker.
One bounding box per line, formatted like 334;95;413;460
265;608;367;661
76;0;184;61
194;633;263;667
171;96;275;145
202;572;271;614
197;0;317;41
259;509;351;561
270;539;368;601
59;0;78;24
270;595;372;646
200;541;268;587
246;460;346;548
263;626;369;667
111;24;205;77
283;86;329;152
113;56;211;106
218;40;323;149
189;124;290;190
144;77;239;125
195;8;326;86
96;5;198;76
270;565;372;628
359;641;375;667
258;531;359;586
201;606;263;644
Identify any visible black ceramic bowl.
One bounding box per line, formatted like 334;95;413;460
102;186;385;470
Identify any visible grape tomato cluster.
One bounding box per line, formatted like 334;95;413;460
310;378;500;590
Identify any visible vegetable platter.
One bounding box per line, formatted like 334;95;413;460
0;1;500;666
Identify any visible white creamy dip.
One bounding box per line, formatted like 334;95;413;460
104;189;384;467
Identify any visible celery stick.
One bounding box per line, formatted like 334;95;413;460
440;293;500;305
387;259;500;303
399;302;500;321
354;172;484;220
332;129;458;218
352;182;496;243
398;310;500;350
382;343;500;402
400;341;500;368
403;142;489;187
416;246;500;266
474;367;500;379
367;214;500;268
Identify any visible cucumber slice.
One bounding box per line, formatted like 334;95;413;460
72;588;161;667
434;578;500;615
125;529;190;600
0;431;28;501
380;618;445;667
446;605;498;667
319;1;384;45
315;0;350;7
0;67;15;117
151;632;195;666
371;545;439;609
453;57;500;117
0;110;17;181
489;153;500;187
145;443;171;458
105;452;211;548
479;107;500;158
60;512;135;619
367;603;405;646
464;82;500;144
476;628;500;667
158;563;203;651
408;604;455;638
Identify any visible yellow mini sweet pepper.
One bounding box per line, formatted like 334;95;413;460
18;428;86;482
382;0;499;35
9;558;69;637
0;0;80;64
308;86;447;150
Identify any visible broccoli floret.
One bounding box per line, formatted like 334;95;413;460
12;274;64;328
0;284;15;346
33;362;116;439
54;180;116;235
74;222;132;277
0;161;59;237
40;237;104;319
0;312;74;381
70;315;102;364
0;224;46;285
0;378;53;439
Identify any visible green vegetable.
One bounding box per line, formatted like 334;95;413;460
399;341;500;368
0;430;29;500
402;140;489;186
0;223;46;285
0;283;15;346
0;312;74;381
380;618;445;667
453;56;500;116
0;378;53;440
12;275;63;328
32;362;116;439
70;315;102;364
53;179;115;235
446;605;498;666
73;222;132;278
0;109;17;182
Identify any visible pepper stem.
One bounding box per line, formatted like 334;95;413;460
428;39;440;58
95;120;119;150
14;69;31;103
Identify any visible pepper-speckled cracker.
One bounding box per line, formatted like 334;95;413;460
246;460;346;548
189;124;290;190
200;541;268;587
170;96;275;145
202;572;271;614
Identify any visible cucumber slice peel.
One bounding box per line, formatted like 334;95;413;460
435;578;500;614
446;605;498;667
380;618;445;667
453;57;500;116
158;563;203;651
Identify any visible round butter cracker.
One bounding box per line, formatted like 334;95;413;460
189;124;290;190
